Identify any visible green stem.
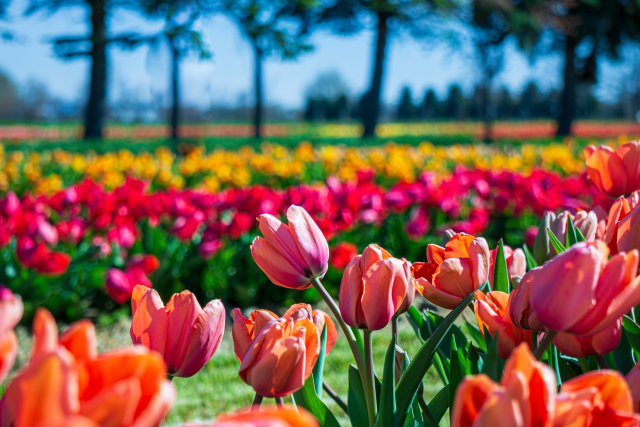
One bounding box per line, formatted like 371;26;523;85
252;393;263;412
363;329;377;427
323;380;349;416
578;357;591;373
595;354;609;370
391;314;398;345
533;330;557;360
275;397;285;409
312;277;368;393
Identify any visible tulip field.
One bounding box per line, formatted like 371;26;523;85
5;128;640;426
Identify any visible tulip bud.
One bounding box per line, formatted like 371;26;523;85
131;285;226;378
339;244;410;331
533;211;553;265
251;205;329;289
238;317;319;398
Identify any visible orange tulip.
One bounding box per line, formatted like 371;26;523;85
474;290;532;359
339;244;410;330
551;321;621;358
412;233;490;310
130;285;226;378
238;317;319;398
605;194;640;255
451;343;556;427
556;371;639;427
184;406;319;427
528;241;640;336
232;303;337;362
0;308;175;427
0;287;22;383
584;141;640;198
251;205;329;289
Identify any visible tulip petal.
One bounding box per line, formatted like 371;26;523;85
251;237;311;289
31;308;59;361
79;377;141;427
445;234;475;259
258;213;309;276
0;293;23;336
60;320;98;363
426;244;445;264
473;389;524;427
339;255;367;329
361;244;391;272
0;330;17;384
616;205;640;254
617;141;640;192
553;322;621;358
232;309;254;362
164;291;202;375
433;257;475;300
130;286;168;358
414;277;465;310
562;371;634;413
605;196;631;249
361;258;408;331
287;205;329;278
450;375;498;427
588;270;640;336
130;380;176;427
468;238;490;288
312;310;338;354
173;299;225;378
585;145;628;197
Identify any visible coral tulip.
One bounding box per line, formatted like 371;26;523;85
605;195;640;255
396;274;417;315
130;285;226;378
625;360;640;412
488;244;525;286
412;233;490;310
555;370;639;427
528;241;640;336
451;343;556;427
232;303;337;362
551;321;621;358
251;205;329;289
474;290;532;359
0;287;21;383
339;244;410;330
185;407;319;427
584;141;640;198
0;308;175;427
238;317;319;398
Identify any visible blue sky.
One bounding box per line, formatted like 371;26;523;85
0;0;627;109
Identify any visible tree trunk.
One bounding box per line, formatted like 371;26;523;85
253;38;263;139
170;38;179;140
556;36;577;136
361;10;390;138
83;0;107;140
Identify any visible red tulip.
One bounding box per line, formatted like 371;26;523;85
474;290;531;359
238;317;319;398
412;233;490;309
126;254;160;275
251;205;329;289
330;242;358;270
339;244;410;330
32;251;71;277
131;285;226;377
15;235;47;268
584;141;640;198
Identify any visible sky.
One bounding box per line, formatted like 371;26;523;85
0;0;629;110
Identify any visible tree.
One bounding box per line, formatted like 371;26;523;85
514;0;640;136
223;0;314;138
303;70;350;121
444;84;466;120
421;89;439;119
395;86;415;121
0;70;18;119
26;0;145;140
318;0;449;138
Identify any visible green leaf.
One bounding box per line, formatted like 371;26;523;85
375;335;398;427
575;225;586;242
547;228;566;255
463;321;487;353
395;282;486;426
566;216;579;247
448;335;465;420
553;346;562;388
467;343;482;375
623;315;640;357
405;306;427;343
313;324;328;397
492;240;510;294
293;375;342;427
348;365;370;427
351;326;366;357
613;328;635;375
427;385;449;424
481;327;501;382
522;244;538;271
423;310;469;357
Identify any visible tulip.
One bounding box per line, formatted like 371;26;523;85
131;285;225;378
0;308;175;427
232;303;337;362
556;370;638;427
251;205;329;289
412;233;490;310
605;195;640;256
0;191;20;217
187;407;319;427
551;321;621;358
36;217;58;247
0;287;21;384
528;241;640;336
104;267;152;304
126;253;160;275
238;317;319;398
15;235;47;268
584;141;640;198
488;244;525;286
474;290;532;359
451;343;556;427
396;273;417;315
339;244;410;330
32;250;71;277
507;267;544;332
625;359;640;412
329;242;358;270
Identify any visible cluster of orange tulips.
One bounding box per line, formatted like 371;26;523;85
7;140;640;426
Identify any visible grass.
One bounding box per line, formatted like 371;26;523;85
13;303;448;426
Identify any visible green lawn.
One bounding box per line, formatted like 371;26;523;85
13;304;448;426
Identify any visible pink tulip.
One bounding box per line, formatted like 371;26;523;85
131;285;226;377
339;244;410;330
0;191;20;217
36;217;58;247
529;241;640;336
104;267;151;304
251;205;329;289
0;287;22;384
488;245;525;286
551;321;621;358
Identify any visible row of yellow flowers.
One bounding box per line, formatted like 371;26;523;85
0;137;629;195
